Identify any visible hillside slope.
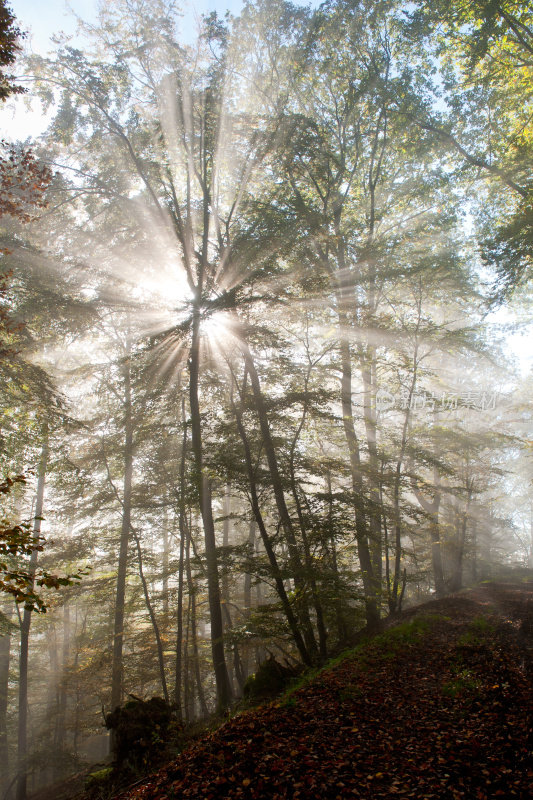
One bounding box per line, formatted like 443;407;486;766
111;582;533;799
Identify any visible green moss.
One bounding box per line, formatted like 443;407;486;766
457;615;496;648
279;614;447;707
85;766;113;789
363;615;444;661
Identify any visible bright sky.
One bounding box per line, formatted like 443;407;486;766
11;0;99;52
1;0;246;139
9;0;245;52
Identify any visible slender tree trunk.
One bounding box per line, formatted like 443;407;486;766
185;537;208;719
55;603;70;760
175;400;187;716
16;437;48;800
242;519;256;679
243;519;255;618
221;483;235;694
55;527;73;761
450;486;472;592
188;308;232;711
325;471;349;643
0;601;13;796
411;464;444;597
46;623;58;782
357;119;388;599
191;594;209;719
338;333;380;631
254;535;266;668
162;521;169;618
183;594;191;724
111;337;133;711
388;345;419;612
333;172;383;631
72;606;86;758
288;380;328;660
131;525;169;704
471;516;478;582
430;514;445;597
220;484;245;694
360;352;383;596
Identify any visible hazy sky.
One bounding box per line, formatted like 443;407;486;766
10;0;245;53
1;0;245;140
11;0;100;53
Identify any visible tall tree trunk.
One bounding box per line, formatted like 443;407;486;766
388;342;420;613
338;332;380;631
449;484;472;593
185;530;208;719
325;471;349;643
162;521;169;618
242;519;256;679
220;484;245;694
183;594;191;724
55;603;70;762
130;525;169;704
188;308;232;711
360;351;383;597
358;118;388;604
0;601;13;797
221;483;235;694
332;161;384;632
72;606;85;758
174;400;187;716
411;467;444;598
288;376;328;660
111;337;133;711
46;622;59;787
16;437;48;800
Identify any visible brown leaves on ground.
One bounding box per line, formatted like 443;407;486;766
117;582;533;800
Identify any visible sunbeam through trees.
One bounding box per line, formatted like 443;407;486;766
0;0;531;796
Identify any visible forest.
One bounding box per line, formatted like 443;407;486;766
0;0;531;796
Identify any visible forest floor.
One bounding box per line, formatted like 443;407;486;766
31;580;533;800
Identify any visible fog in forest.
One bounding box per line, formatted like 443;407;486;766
0;0;531;796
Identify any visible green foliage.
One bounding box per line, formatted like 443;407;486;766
404;0;533;297
0;0;25;100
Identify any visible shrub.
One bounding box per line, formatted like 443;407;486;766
105;696;174;771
